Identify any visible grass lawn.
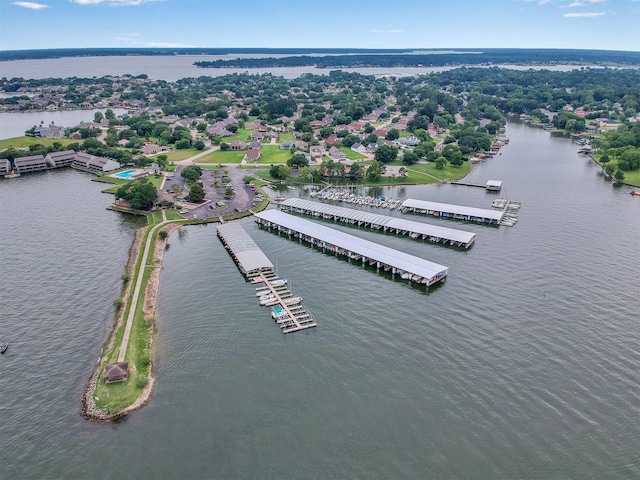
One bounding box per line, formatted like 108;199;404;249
95;172;164;193
255;145;291;164
195;150;245;164
0;136;75;150
594;155;640;187
338;146;367;160
223;128;252;143
278;131;295;142
164;149;200;162
408;161;471;181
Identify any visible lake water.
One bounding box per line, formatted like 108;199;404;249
0;55;602;82
0;108;128;141
1;121;639;478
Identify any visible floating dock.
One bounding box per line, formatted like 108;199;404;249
402;199;504;225
450;179;503;192
278;198;476;249
254;209;448;286
217;222;316;333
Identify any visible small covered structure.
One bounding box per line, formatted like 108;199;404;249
104;362;128;383
485;180;503;192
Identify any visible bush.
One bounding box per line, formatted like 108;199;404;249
136;378;148;389
113;298;123;310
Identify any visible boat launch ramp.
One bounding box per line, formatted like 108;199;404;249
254;209;448;286
217;222;316;333
278;197;476;248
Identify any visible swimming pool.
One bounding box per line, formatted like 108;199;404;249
113;169;136;179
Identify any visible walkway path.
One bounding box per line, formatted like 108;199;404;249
117;210;169;363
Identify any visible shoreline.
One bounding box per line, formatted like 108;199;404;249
81;221;182;421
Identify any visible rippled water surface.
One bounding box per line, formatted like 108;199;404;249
1;122;639;478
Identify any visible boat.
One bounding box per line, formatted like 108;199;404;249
270;277;288;287
271;307;289;320
259;296;277;306
631;191;640;197
492;197;507;208
282;296;302;306
0;340;8;354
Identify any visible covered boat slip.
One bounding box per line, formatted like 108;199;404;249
278;198;476;249
216;223;274;276
401;199;504;224
254;210;448;286
217;223;316;333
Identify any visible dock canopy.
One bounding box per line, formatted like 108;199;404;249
217;223;274;275
255;209;448;286
279;198;476;248
402;199;504;224
485;180;503;191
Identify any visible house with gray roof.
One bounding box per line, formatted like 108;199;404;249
0;158;12;176
73;152;120;172
45;150;76;168
14;155;48;173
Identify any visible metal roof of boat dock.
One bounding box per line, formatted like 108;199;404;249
280;198;476;247
216;223;273;274
402;198;504;221
254;209;448;282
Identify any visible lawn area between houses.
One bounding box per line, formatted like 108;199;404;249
195;150;245;163
163;148;200;162
0;136;75;150
338;146;367;160
254;145;291;164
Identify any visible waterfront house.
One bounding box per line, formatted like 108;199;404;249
14;155;48;174
45;150;76;168
72;152;120;172
0;158;11;176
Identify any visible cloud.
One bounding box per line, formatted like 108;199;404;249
564;0;606;6
13;1;49;9
370;29;403;34
70;0;158;5
563;11;607;16
538;0;552;4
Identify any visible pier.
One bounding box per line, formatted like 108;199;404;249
254;209;448;286
450;180;503;192
217;222;316;333
402;198;504;225
278;197;476;249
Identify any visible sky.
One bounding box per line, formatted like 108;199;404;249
1;0;639;52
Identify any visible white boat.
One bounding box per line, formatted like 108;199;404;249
260;296;277;305
270;277;287;287
282;296;302;306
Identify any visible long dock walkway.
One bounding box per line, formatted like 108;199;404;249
217;222;316;334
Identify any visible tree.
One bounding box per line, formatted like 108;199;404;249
402;151;419;166
435;157;447;169
220;142;230;151
287;154;309;168
105;108;115;120
115;178;157;210
374;144;398;164
175;138;191;149
386;128;399;141
94;111;103;123
366;161;385;182
342;134;360;147
269;164;291;179
399;166;408;178
347;163;362;181
614;170;625;182
188;183;205;202
181;165;202;181
193;140;205;151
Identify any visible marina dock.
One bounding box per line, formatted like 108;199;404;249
254;209;448;286
402;198;505;225
216;222;316;333
278;197;476;248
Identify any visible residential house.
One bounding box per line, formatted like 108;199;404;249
140;143;171;155
280;140;294;150
14;155;48;173
229;140;247;150
310;120;327;128
250;132;265;141
0;158;11;176
328;146;346;160
244;149;261;162
395;135;420;147
73;152;120;172
248;141;262;150
351;142;367;155
310;145;324;160
373;128;388;138
294;140;308;150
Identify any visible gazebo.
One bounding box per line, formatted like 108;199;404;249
104;362;128;383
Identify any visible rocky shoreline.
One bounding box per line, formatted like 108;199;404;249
82;221;182;422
